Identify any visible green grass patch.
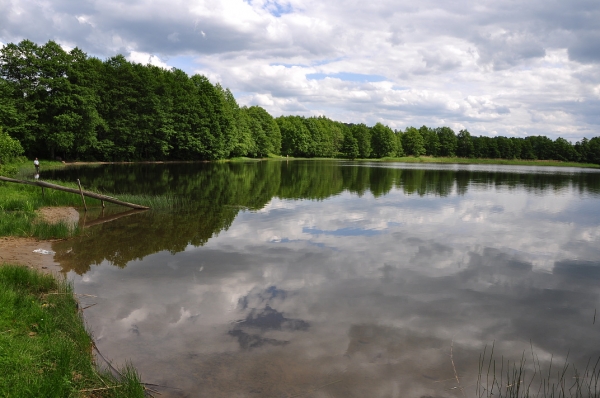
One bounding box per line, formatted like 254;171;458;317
0;182;88;239
0;264;145;397
13;159;76;179
224;156;263;162
259;156;600;168
374;156;600;168
0;212;78;240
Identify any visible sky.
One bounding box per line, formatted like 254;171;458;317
1;0;599;141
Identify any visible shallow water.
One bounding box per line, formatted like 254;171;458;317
48;161;600;397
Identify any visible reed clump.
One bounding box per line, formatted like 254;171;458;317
110;193;191;210
476;345;600;398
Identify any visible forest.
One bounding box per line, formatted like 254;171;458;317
1;39;599;165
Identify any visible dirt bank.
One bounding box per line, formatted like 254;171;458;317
37;206;80;226
0;206;79;274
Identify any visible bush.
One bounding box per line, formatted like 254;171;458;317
0;127;24;176
0;127;24;165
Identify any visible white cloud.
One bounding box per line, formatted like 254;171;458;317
128;51;171;69
1;0;599;140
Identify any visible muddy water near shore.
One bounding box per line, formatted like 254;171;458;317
46;161;600;397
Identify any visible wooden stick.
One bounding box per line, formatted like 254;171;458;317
0;176;149;209
77;179;87;212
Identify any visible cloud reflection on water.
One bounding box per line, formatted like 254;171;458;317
56;163;600;397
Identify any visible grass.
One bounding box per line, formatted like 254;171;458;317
0;264;145;397
375;156;600;168
476;345;600;398
0;179;93;239
248;155;600;168
113;193;191;210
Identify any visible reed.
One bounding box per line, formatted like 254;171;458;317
110;193;192;210
476;344;600;398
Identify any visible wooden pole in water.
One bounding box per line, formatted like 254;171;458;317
77;179;88;212
0;176;150;210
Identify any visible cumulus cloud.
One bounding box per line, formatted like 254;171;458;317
1;0;599;140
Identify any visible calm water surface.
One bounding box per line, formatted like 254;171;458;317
48;161;600;397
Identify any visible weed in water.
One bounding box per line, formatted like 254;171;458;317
476;344;600;398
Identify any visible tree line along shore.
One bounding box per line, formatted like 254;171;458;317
0;39;599;166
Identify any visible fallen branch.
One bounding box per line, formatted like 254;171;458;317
0;176;149;210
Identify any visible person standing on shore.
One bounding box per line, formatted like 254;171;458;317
34;158;39;173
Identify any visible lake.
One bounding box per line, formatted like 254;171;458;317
47;161;600;397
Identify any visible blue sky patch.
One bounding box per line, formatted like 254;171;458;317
264;1;293;17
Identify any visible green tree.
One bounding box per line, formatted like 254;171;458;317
456;129;474;158
435;127;457;157
303;117;325;157
395;130;405;157
277;116;312;157
526;136;554;160
0;126;24;165
402;127;426;156
519;138;535;160
586;137;600;164
340;129;359;159
220;88;255;158
350;124;372;159
370;123;397;158
0;40;47;156
313;116;343;157
553;137;578;162
494;136;513;159
246;106;281;156
419;125;439;156
509;137;523;159
574;138;589;162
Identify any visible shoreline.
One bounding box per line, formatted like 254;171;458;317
47;156;600;169
0;206;79;274
0;237;63;274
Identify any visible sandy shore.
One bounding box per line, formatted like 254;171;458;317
0;237;63;273
0;206;79;274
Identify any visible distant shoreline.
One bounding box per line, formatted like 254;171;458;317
33;156;600;169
